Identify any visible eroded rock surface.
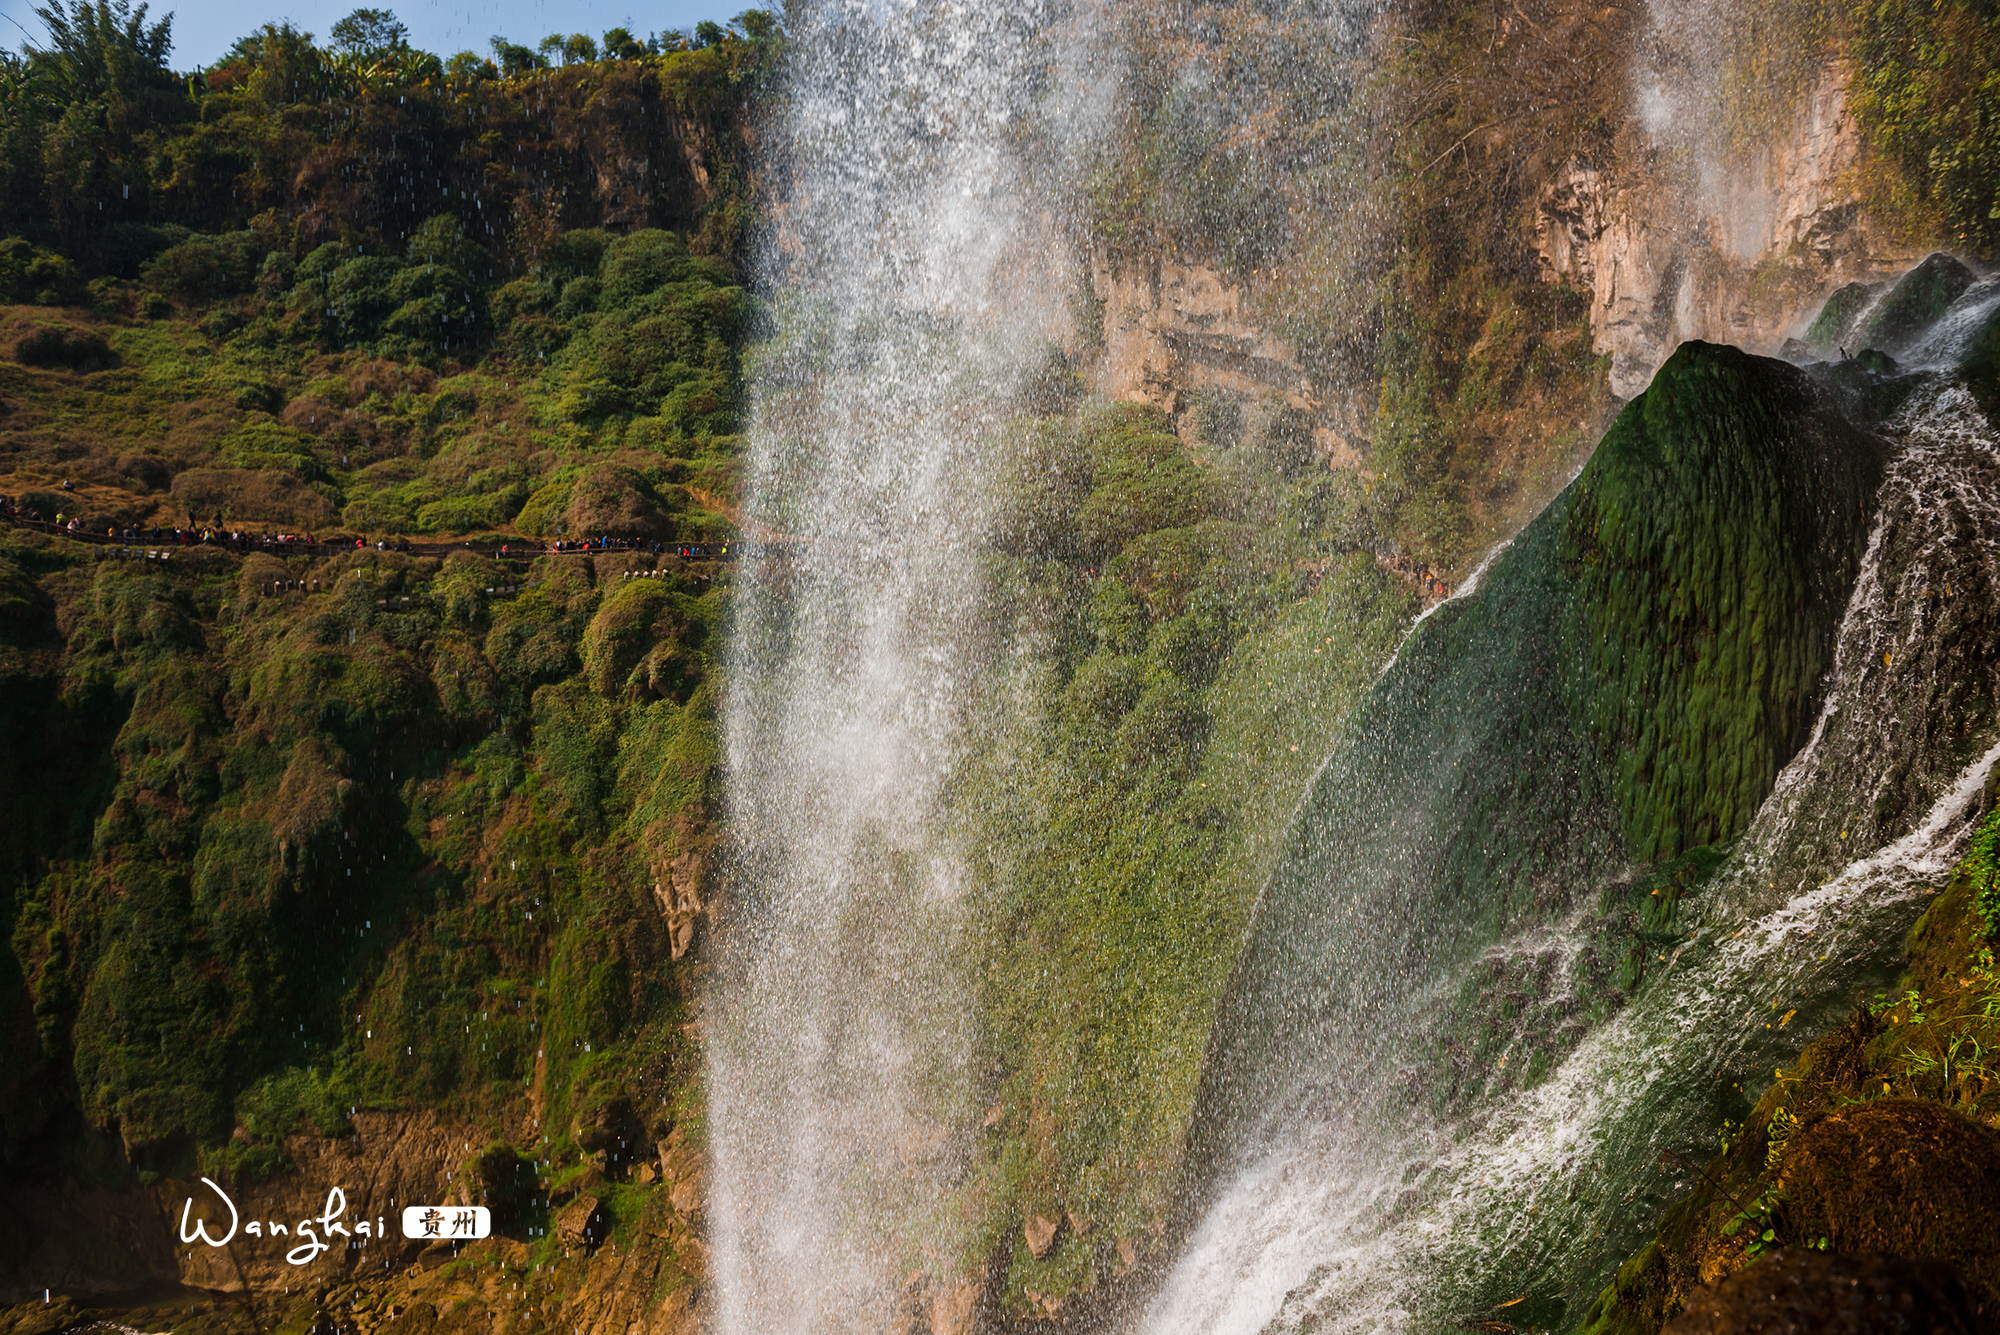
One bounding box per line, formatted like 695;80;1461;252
1537;62;1935;397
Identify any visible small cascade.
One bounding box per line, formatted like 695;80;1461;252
1143;289;2000;1333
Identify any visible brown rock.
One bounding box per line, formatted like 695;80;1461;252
0;1296;82;1335
670;914;697;961
669;1165;706;1217
929;1280;981;1335
555;1194;608;1251
1663;1251;1985;1334
1024;1212;1061;1260
1780;1099;2000;1301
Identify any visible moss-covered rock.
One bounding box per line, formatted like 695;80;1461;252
1563;341;1887;861
1960;304;2000;422
1803;281;1884;355
1660;1250;1988;1335
1781;1099;2000;1300
1857;254;1976;354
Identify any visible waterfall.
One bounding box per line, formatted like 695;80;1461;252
708;1;1072;1329
704;1;2000;1328
1141;298;2000;1332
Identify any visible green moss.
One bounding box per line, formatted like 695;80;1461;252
1850;0;2000;252
1802;281;1880;355
949;401;1418;1310
1562;342;1887;861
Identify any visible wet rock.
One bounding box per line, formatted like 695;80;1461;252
1662;1251;1986;1334
1803;280;1884;355
374;1300;438;1335
1960;303;2000;419
1024;1212;1061;1260
1562;340;1887;861
1857;253;1975;353
472;1143;539;1227
0;1296;83;1335
1532;64;1932;398
571;1085;643;1164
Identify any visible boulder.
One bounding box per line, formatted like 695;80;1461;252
1857;252;1975;353
555;1194;607;1251
1663;1251;1985;1335
1024;1212;1061;1260
1778;1099;2000;1302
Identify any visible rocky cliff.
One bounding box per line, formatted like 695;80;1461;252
1536;60;1935;398
1084;54;1948;500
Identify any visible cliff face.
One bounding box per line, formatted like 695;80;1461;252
1088;60;1937;456
1537;61;1933;398
1088;253;1372;467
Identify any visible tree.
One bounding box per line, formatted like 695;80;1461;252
489;36;545;77
237;22;329;104
560;33;598;64
328;7;408;60
601;27;643;60
443;50;491;84
693;20;725;47
29;0;175;106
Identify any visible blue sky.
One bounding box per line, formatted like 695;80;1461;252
0;0;742;68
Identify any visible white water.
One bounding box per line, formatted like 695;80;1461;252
1142;374;2000;1334
1901;281;2000;369
708;1;1073;1329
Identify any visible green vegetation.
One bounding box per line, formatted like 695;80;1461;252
1562;342;1886;861
1850;0;2000;253
0;12;764;1312
0;1;775;263
1166;341;1896;1324
0;220;747;542
945;401;1419;1312
0;531;722;1183
1582;804;2000;1334
0;0;767;553
1084;0;1615;575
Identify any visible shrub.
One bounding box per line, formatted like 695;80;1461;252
1851;0;2000;251
234;1064;351;1139
407;213;492;278
141;230;270;303
12;325;117;370
562;463;677;538
1076;448;1209;561
0;238;84;305
93;222;182;279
